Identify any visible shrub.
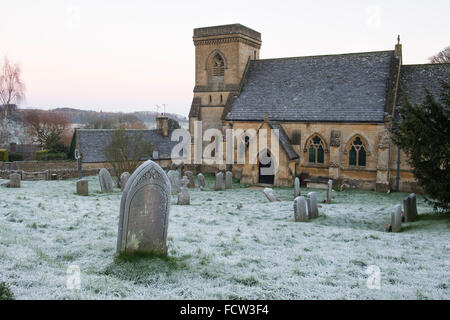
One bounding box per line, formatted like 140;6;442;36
47;152;67;160
0;282;14;300
0;149;8;161
35;150;49;161
8;153;24;161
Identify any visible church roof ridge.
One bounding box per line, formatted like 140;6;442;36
254;50;395;63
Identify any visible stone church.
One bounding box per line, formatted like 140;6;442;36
188;23;449;192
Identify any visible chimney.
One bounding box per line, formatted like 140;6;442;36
156;114;169;137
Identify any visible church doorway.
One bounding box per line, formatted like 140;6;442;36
258;150;274;185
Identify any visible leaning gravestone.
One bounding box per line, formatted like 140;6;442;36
76;179;88;196
177;176;190;205
9;173;21;188
185;171;195;188
99;168;114;193
404;193;418;222
117;160;171;255
294;196;308;222
327;179;333;204
167;170;181;195
197;173;206;190
391;204;402;233
214;172;223;191
263;188;280;202
225;171;232;189
306;192;319;219
120;172;130;192
294;177;301;197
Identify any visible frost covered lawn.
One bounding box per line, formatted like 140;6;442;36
0;174;448;300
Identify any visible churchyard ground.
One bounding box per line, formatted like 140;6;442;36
0;174;448;299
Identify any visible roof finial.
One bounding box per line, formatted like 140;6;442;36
397;35;400;45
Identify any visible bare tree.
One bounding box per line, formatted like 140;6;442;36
0;57;26;146
429;46;450;64
23;110;70;150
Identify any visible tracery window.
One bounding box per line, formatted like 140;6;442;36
349;137;366;167
309;136;325;164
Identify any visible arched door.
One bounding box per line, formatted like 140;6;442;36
258;150;274;185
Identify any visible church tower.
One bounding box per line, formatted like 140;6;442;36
189;24;262;136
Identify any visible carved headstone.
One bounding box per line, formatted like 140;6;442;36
117;160;171;255
404;193;418;222
327;179;333;204
185;170;195;188
214;172;223;191
294;196;308;222
177;176;190;205
120;172;130;192
391;204;402;232
294;177;301;197
307;192;319;219
263;188;280;202
225;171;232;189
167;170;181;195
197;173;206;190
98;168;114;193
9;173;21;188
76;179;88;196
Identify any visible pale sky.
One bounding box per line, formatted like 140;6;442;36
1;0;449;117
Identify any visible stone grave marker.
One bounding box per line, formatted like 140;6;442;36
9;173;21;188
177;176;190;205
225;171;232;189
117;160;171;255
327;179;333;204
294;196;308;222
120;172;130;192
77;179;88;196
294;177;301;197
185;170;195;188
214;172;223;191
99;168;114;193
167;170;181;195
307;192;319;219
391;204;402;232
263;188;280;202
404;193;418;222
197;173;206;190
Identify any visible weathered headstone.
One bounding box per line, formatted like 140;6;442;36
177;176;190;205
294;196;308;222
76;179;88;196
117;160;171;255
404;193;418;222
99;168;114;193
225;171;232;189
120;172;130;192
306;192;319;219
9;173;21;188
185;170;195;188
391;204;402;232
263;188;280;202
327;179;333;204
197;173;206;190
214;172;223;191
167;170;181;195
294;177;301;197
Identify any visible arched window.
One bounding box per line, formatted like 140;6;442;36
349;137;366;167
212;54;225;76
309;136;325;164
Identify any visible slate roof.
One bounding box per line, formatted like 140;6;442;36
226;51;396;123
399;63;449;106
269;122;299;160
77;129;181;163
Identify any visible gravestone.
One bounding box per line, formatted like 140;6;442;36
294;177;301;197
263;188;280;202
294;196;308;222
117;160;171;255
225;171;232;189
185;170;195;188
306;192;319;219
391;204;402;232
76;179;88;196
327;179;333;204
167;170;181;195
404;193;418;222
177;176;190;205
98;168;114;193
214;172;223;191
120;172;130;192
197;173;206;190
9;173;21;188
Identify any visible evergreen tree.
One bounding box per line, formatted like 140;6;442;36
391;81;450;213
